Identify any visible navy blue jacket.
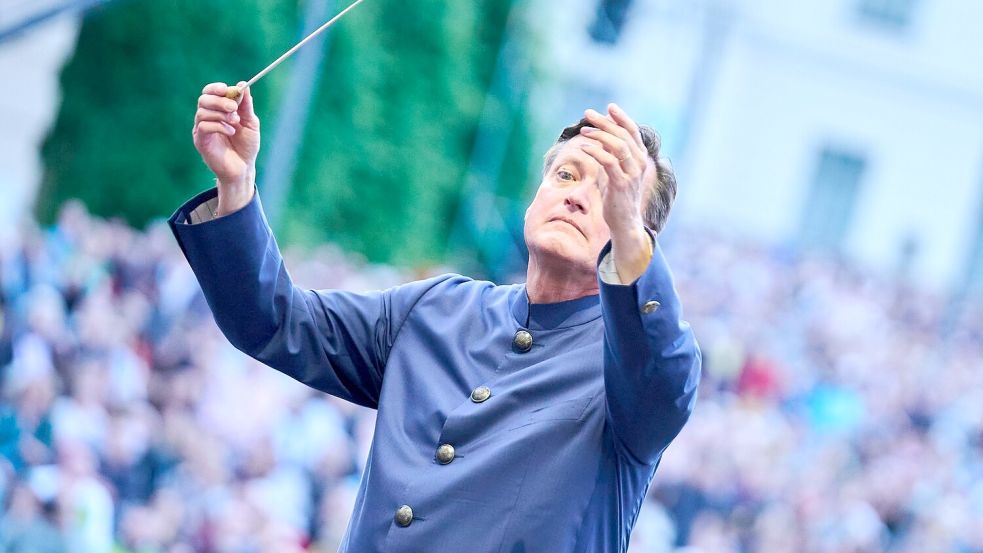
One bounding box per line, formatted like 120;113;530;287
168;186;701;552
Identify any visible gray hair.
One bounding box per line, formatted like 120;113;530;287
542;118;677;234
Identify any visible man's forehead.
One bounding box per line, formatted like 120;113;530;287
550;136;596;167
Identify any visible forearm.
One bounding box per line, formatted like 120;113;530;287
599;236;702;463
603;322;700;463
169;187;287;351
168;186;389;406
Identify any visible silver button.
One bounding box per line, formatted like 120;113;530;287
436;443;456;464
395;504;414;527
513;329;533;352
471;386;491;403
641;300;661;314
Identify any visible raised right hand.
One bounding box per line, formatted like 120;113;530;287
192;82;260;213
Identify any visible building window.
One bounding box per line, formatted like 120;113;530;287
857;0;919;30
798;148;867;251
588;0;634;45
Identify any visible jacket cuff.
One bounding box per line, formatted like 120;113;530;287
596;228;683;340
168;185;258;225
596;228;655;286
167;185;272;276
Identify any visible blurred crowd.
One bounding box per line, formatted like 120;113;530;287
634;229;983;553
0;201;981;553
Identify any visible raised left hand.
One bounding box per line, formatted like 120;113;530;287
577;103;653;283
577;103;648;237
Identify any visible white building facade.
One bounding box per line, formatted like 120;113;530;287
0;2;82;244
530;0;983;293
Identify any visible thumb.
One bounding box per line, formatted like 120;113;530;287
236;81;257;124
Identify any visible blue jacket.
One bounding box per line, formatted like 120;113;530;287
168;187;701;553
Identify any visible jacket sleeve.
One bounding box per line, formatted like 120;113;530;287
597;229;702;465
167;186;444;409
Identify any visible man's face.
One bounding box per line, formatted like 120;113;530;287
523;135;619;272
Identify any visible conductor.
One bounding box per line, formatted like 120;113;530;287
168;81;702;552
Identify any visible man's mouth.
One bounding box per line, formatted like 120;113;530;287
548;217;585;239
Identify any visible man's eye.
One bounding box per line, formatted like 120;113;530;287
557;170;575;181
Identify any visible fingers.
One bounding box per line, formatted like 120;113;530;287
198;93;239;113
584;106;645;160
195;90;240;133
606;103;643;148
581;104;646;168
199;81;257;123
578;139;622;181
584;108;634;146
202;82;229;96
579;126;639;174
195;107;239;126
195;121;236;138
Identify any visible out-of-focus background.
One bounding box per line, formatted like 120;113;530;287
1;0;982;551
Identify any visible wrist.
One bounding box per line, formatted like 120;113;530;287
609;218;647;246
609;225;652;284
216;165;255;192
215;171;255;217
607;210;644;236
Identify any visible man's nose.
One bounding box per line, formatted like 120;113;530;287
563;181;593;214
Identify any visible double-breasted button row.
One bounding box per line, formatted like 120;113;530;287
398;329;537;529
513;329;533;352
395;504;414;527
399;383;495;527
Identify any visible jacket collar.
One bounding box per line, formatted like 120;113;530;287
508;284;601;330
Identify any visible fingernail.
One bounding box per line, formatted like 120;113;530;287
580;127;596;133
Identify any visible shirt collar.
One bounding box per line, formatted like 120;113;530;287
508;284;601;330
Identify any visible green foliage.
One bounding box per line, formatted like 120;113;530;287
38;0;299;228
38;0;534;269
286;0;532;266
